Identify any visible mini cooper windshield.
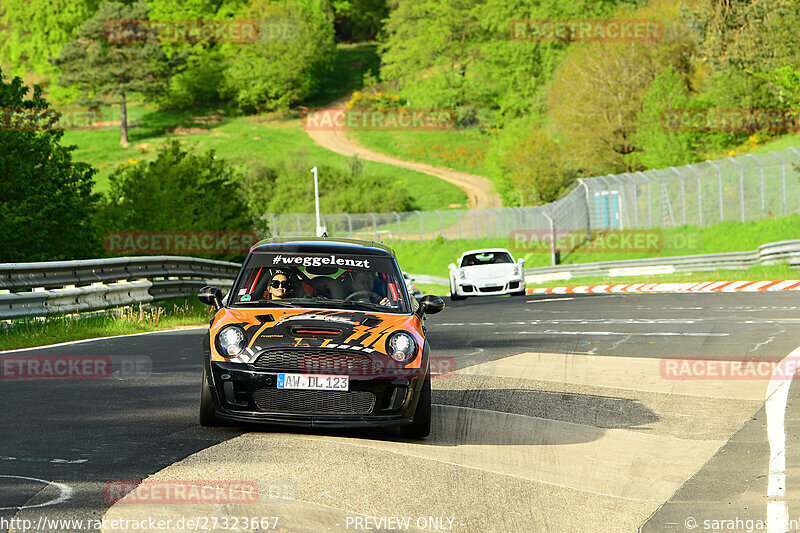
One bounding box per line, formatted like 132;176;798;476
230;252;411;313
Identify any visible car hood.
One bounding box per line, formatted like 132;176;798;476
209;307;424;367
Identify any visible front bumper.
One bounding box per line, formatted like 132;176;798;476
453;278;526;297
204;358;427;429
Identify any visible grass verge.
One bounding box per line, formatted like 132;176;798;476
0;297;213;351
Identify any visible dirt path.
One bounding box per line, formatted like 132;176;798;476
303;98;502;210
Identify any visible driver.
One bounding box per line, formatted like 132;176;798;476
350;271;393;306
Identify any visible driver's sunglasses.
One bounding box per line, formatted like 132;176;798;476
269;280;289;289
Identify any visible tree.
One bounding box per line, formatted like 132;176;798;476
236;153;413;224
633;66;699;170
100;140;253;234
498;126;575;205
332;0;388;42
0;0;101;78
51;1;172;146
685;0;800;106
0;69;100;262
222;0;337;112
378;0;637;128
145;0;247;108
547;1;696;174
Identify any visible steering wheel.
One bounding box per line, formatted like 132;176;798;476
346;290;383;303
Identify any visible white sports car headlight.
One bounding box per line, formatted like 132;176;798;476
459;269;466;279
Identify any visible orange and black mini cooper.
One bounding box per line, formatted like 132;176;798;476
197;237;445;438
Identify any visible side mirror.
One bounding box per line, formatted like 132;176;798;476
419;295;445;315
448;263;456;270
517;257;525;264
198;286;224;311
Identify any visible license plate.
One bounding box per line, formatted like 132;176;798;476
277;373;349;391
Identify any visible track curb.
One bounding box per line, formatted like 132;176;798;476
526;280;800;295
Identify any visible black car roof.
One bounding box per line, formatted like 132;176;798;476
249;237;396;257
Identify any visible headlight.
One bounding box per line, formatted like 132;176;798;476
386;331;418;364
217;325;246;358
458;269;466;279
513;265;521;276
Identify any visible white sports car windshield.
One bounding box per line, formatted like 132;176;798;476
460;252;514;267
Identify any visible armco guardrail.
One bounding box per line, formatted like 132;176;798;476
524;239;800;283
0;256;241;320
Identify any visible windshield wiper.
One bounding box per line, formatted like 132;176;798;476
232;300;296;307
311;298;396;312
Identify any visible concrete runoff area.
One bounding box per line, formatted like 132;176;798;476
3;292;800;532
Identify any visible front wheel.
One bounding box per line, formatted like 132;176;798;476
450;280;464;301
200;365;222;427
400;374;431;438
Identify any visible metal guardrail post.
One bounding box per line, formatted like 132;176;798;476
669;167;687;225
415;210;423;240
788;147;800;212
542;211;557;266
687;164;703;226
706;160;723;222
769;152;788;216
653;169;674;227
392;212;401;240
636;171;652;228
345;213;353;237
727;157;745;222
747;154;766;217
578;179;592;239
370;212;379;240
608;174;627;229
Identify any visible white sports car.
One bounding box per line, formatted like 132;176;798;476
448;248;526;300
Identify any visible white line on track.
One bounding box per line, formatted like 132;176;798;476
0;475;73;510
765;344;800;533
503;331;729;337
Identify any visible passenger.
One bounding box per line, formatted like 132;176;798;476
264;271;295;300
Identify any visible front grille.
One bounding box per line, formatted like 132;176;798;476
479;286;504;292
253;388;376;415
252;350;379;375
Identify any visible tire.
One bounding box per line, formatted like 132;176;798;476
512;289;526;296
400;374;431;439
200;365;222;427
450;292;464;301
